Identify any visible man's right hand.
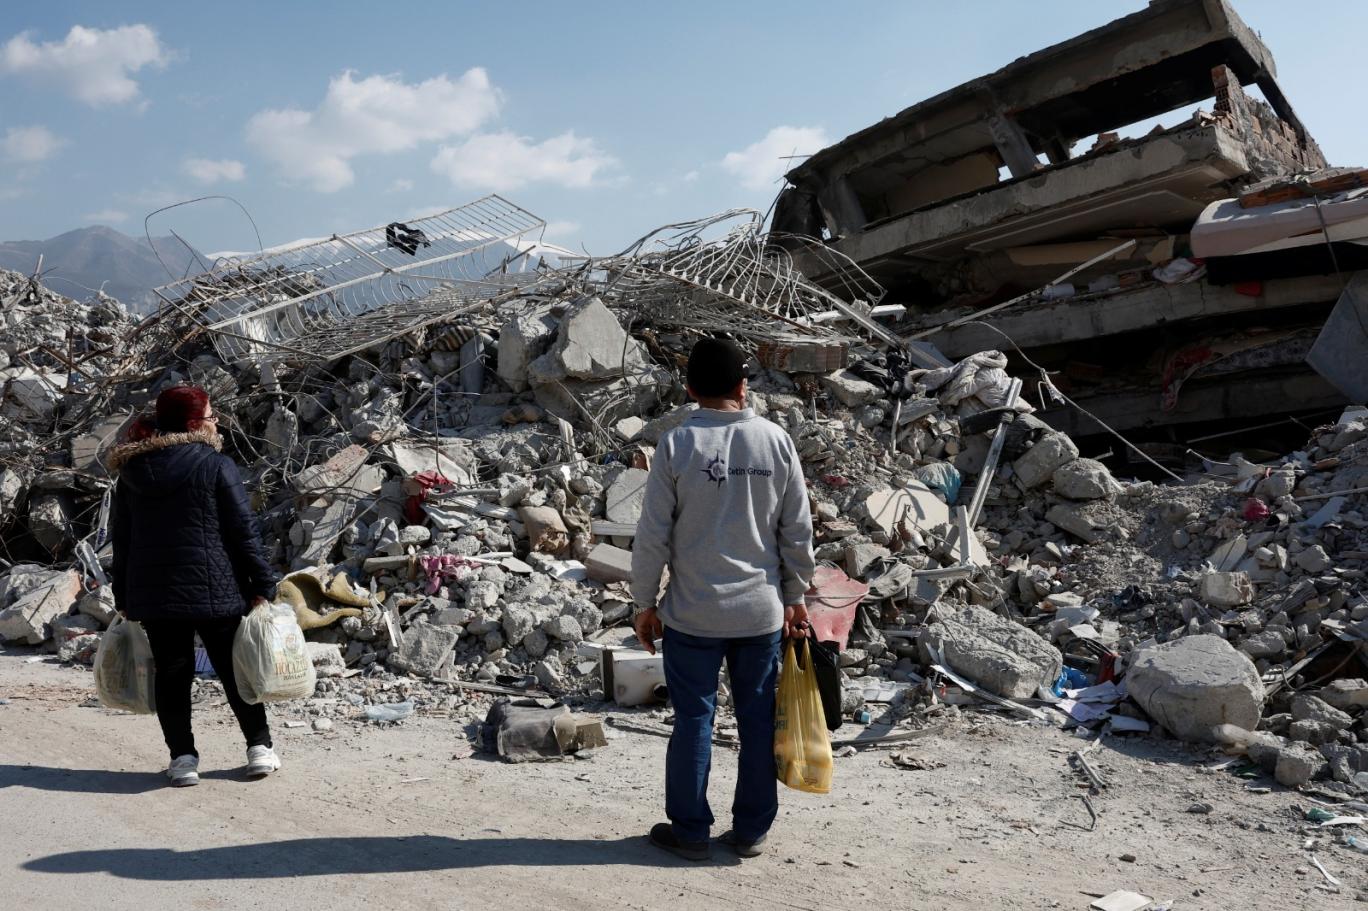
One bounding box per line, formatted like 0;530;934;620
633;607;664;655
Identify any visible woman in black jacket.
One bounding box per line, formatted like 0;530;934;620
108;385;282;787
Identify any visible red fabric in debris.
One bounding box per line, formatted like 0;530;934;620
403;471;453;524
1242;498;1270;522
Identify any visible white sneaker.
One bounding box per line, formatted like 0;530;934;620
245;745;281;778
166;754;200;787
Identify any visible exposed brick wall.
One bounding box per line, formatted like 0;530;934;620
1212;65;1328;179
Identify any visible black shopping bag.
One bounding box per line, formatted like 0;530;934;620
808;638;844;732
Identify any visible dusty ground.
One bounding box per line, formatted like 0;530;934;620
0;648;1361;910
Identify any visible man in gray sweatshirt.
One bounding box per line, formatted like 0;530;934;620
632;336;816;861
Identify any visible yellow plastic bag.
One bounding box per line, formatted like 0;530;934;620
232;602;317;704
774;637;833;794
93;616;157;714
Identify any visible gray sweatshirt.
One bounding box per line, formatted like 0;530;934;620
631;407;816;638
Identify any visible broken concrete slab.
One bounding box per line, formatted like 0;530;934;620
865;482;950;538
1199;571;1254;607
306;642;346;678
0;569;80;645
1319;678;1368;712
76;587;116;626
498;310;560;393
1051;458;1121;500
919;603;1062;700
1044;503;1105;544
1127;635;1264;743
641;403;697;444
605;468;649;526
1013;432;1079;489
533;371;664;427
527;297;648;386
1275;743;1328;787
585;543;633;584
389;624;460;679
27;492;73;555
845;542;890;578
1290;693;1353;730
821;369;882;408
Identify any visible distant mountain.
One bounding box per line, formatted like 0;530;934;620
0;226;208;314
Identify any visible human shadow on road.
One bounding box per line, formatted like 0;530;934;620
1;764;254;794
23;835;737;877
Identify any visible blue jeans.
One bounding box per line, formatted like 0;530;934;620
662;625;782;843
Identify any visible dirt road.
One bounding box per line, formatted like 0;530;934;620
0;649;1357;910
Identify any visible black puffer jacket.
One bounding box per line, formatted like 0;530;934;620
108;430;279;621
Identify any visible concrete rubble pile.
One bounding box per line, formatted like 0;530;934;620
0;252;1361;781
3;2;1368;786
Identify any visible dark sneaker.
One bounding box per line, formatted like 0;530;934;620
648;823;709;862
718;830;768;858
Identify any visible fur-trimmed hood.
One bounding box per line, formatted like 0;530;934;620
107;429;223;473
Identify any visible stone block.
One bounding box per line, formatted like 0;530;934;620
820;369;882;408
533;371;665;427
307;642;346;678
543;614;584;643
1275;744;1327;787
1126;635;1263;743
527;297;648;386
1290;693;1353;729
1240;629;1286;659
641;404;697;444
501;605;535;646
845;542;890;579
498;310;559;393
76;587;117;627
389;624;459;679
605;468;650;526
1051;458;1121;500
464;580;502;613
1044;503;1106;544
1320;678;1368;712
1199;571;1254;607
1012;432;1079;489
50;612;100;643
0;569;80;644
585;543;633;584
919;603;1062;700
431;607;474;628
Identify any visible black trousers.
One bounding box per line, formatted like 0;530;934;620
142;616;272;760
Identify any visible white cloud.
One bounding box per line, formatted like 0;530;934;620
183;157;245;184
388;178;415;193
0;24;170;106
81;208;129;224
247;69;501;192
722;125;830;191
2;125;65;163
430;131;616;192
544;220;581;238
682;170;700;183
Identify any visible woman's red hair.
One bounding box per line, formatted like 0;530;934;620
155;385;211;433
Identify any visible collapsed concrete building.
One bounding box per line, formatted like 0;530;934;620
774;0;1363;462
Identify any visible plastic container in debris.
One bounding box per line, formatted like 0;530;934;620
603;649;667;706
365;700;414;723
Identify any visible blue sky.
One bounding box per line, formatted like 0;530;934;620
1;1;1363;257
